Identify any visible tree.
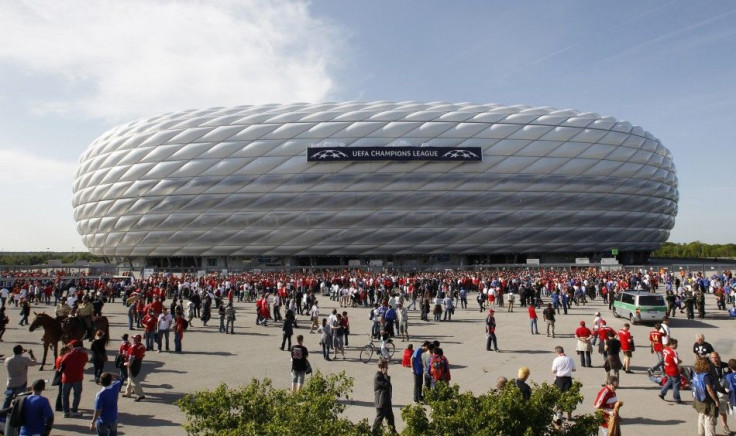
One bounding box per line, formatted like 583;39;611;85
176;371;370;436
401;380;599;436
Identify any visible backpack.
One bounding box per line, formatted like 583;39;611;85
692;371;709;402
430;355;446;381
8;394;27;429
114;353;125;369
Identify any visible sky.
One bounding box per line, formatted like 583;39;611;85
1;0;735;251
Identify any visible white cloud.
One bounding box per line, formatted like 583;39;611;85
0;0;344;121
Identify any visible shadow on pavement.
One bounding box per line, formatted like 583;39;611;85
623;416;686;426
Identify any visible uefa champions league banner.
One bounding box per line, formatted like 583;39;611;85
307;146;482;162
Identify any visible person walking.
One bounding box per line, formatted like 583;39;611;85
3;345;36;409
659;338;682;404
281;312;294;351
117;334;131;384
141;309;157;351
341;311;351;347
543;303;556;338
411;341;429;403
528;304;539;335
331;313;345;360
123;334;146;401
309;301;320;334
647;323;665;375
174;312;186;353
485;309;498;351
575;321;593;368
603;330;623;384
372;358;396;435
290;335;309;393
317;318;332;361
551;345;575;422
442;293;454;321
707;352;731;434
618;323;634;374
156;308;173;351
90;330;108;384
218;301;227;333
593;375;620;436
692;356;719;436
60;339;88;418
54;346;70;411
225;302;236;334
89;372;122;436
19;379;54;436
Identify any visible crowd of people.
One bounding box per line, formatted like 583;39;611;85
1;265;735;435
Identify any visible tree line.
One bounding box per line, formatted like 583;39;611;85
0;252;101;266
651;242;736;259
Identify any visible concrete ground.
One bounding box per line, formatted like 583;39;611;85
3;293;733;435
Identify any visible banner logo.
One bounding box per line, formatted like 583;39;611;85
307;146;482;162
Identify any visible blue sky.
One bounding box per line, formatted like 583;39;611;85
1;0;734;251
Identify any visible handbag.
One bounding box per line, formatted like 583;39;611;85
305;359;313;374
52;364;64;386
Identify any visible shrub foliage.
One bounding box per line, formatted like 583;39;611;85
177;373;599;436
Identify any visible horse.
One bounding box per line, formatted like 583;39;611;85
29;312;110;371
29;312;65;371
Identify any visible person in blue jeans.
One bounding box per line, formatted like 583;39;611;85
90;372;122;436
659;339;682;404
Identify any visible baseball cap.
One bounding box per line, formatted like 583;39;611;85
68;339;81;348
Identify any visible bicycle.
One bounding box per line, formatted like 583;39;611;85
359;336;396;363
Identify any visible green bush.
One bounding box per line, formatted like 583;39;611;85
401;380;599;436
176;371;370;436
177;373;599;436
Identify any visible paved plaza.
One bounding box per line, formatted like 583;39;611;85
3;293;733;435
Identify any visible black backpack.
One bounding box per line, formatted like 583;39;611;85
8;393;28;429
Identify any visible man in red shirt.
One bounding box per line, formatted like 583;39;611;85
647;323;665;375
618;323;634;373
118;334;131;383
596;320;614;356
174;312;186;353
659;338;681;403
575;321;593;367
528;305;539;335
60;339;89;418
593;375;620;432
142;309;158;351
123;334;146;401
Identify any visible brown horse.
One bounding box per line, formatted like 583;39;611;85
29;312;110;370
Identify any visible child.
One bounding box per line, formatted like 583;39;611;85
402;343;413;368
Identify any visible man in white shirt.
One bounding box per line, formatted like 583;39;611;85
551;345;576;421
0;287;9;307
309;301;320;334
660;318;671;346
156;308;173;352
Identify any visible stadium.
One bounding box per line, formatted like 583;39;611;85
72;102;678;269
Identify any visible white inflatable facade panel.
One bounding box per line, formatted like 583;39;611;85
73;102;678;257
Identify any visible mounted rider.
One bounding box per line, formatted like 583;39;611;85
55;297;72;319
72;295;95;340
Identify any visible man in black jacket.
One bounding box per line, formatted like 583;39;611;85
372;358;396;435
